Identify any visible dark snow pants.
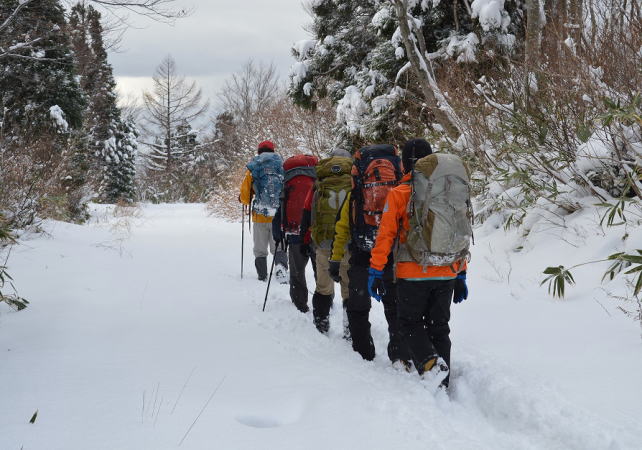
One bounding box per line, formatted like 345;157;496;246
397;279;454;384
288;241;316;313
346;247;408;362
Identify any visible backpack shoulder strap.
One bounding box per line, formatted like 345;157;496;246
284;166;316;183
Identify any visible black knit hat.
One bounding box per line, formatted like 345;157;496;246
402;138;432;173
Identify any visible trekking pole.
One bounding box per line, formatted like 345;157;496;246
248;195;253;234
241;205;245;279
262;245;278;312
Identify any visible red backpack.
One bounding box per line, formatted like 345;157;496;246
282;155;318;235
350;144;402;250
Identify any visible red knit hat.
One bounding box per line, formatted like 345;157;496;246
257;140;275;153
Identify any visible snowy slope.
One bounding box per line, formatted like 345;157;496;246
1;204;641;450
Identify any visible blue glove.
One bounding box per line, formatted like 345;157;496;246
368;267;385;302
453;272;468;304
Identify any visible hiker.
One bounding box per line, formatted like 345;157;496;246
300;148;353;335
239;140;288;282
329;144;408;364
272;154;318;312
368;138;471;388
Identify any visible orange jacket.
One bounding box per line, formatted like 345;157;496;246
370;173;466;279
239;170;273;223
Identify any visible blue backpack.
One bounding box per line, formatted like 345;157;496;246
247;152;284;217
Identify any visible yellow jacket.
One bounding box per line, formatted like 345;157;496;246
330;192;351;261
239;170;274;223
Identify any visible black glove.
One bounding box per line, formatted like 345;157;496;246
273;230;284;248
328;260;341;283
453;271;468;304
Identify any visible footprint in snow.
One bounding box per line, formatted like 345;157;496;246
235;414;285;428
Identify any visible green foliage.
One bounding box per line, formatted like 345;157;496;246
541;249;642;300
541;266;576;299
0;214;28;311
0;266;30;311
597;199;629;227
602;251;642;296
576;123;593;143
503;211;526;231
0;219;13;243
601;95;642;127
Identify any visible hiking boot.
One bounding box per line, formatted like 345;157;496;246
392;359;413;372
312;292;332;333
342;303;351;341
255;257;268;281
420;356;449;389
342;327;352;342
274;264;288;284
294;302;309;313
314;316;330;334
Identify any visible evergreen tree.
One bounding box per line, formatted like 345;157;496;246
0;0;85;136
69;2;137;202
289;0;404;144
101;117;138;203
173;120;199;165
0;0;89;222
289;0;524;143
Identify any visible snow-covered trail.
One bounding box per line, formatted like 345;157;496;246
1;204;641;450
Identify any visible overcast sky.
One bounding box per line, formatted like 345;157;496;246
109;0;311;109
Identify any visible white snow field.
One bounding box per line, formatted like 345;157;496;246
1;203;641;450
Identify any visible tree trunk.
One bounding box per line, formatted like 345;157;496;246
166;68;172;172
392;0;461;139
525;0;542;71
524;0;543;108
568;0;584;45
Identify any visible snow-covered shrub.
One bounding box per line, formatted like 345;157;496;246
443;0;642;233
438;2;642;310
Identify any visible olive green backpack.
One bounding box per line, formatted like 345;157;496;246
311;156;353;247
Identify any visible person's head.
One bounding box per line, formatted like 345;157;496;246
257;140;275;154
330;148;351;158
402;138;432;173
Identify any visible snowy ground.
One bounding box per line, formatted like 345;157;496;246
1;203;641;450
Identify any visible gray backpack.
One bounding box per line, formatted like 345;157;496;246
400;153;473;267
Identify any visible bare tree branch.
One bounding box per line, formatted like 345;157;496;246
0;0;35;35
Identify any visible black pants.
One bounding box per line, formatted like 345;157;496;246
346;247;408;362
288;242;316;312
397;279;454;383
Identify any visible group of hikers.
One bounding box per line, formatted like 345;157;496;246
239;138;472;389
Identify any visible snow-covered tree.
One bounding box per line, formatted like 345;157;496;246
0;0;91;223
290;0;524;143
100;116;138;202
142;55;209;172
68;2;137;202
0;0;85;136
289;0;407;144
